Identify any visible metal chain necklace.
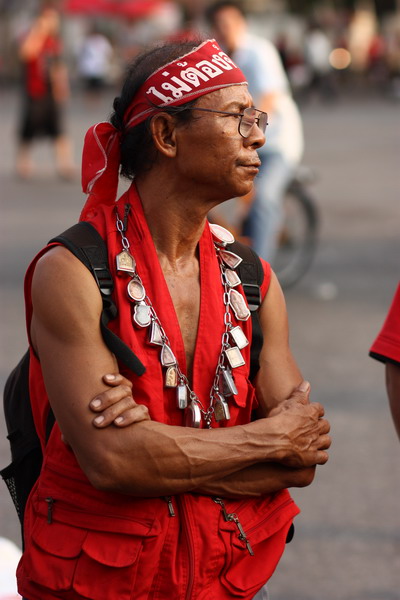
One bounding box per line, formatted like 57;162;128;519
115;204;252;428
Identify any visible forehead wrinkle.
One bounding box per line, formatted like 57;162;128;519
196;85;252;110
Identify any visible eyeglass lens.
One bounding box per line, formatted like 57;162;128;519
239;108;268;137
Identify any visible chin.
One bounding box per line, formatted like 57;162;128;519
235;181;254;198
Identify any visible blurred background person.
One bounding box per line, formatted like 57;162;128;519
206;0;304;264
77;23;114;102
370;283;400;441
15;2;76;180
303;19;337;102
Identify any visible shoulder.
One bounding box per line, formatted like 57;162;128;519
33;244;96;291
31;245;103;338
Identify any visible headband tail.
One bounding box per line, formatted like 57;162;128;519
80;122;121;220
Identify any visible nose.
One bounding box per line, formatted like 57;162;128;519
244;122;266;150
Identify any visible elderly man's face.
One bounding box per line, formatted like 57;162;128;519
174;85;265;202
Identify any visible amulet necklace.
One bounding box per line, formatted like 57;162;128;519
115;204;252;428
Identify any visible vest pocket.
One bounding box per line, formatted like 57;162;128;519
23;514;152;598
73;530;143;599
216;493;299;597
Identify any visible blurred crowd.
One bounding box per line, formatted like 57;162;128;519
1;0;400;102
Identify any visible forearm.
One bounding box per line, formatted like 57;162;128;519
78;388;330;498
79;418;287;496
33;248;329;500
195;463;316;498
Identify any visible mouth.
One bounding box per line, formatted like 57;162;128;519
238;162;261;174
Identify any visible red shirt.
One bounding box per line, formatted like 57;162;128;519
18;183;299;600
24;35;61;98
370;283;400;365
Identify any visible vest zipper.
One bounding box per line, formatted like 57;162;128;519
213;496;293;556
180;496;195;600
213;497;254;556
39;493;155;529
45;497;55;524
163;496;176;517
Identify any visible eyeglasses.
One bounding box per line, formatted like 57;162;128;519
190;106;268;138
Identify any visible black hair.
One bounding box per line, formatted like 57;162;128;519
205;1;246;26
110;39;205;179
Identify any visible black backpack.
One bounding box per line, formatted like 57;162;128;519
1;222;264;537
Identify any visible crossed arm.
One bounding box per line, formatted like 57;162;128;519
386;362;400;440
31;247;330;498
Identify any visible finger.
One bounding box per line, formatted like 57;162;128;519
318;418;330;435
113;404;150;427
102;373;133;389
93;395;138;427
315;450;329;465
297;380;310;393
291;380;311;405
310;401;325;418
318;434;332;451
90;385;133;412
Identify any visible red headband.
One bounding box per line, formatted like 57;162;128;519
80;39;247;218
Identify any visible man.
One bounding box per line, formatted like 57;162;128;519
18;39;330;600
370;283;400;440
206;1;304;263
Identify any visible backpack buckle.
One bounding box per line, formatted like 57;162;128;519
93;266;114;296
241;283;261;311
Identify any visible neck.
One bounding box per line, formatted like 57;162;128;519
135;175;210;265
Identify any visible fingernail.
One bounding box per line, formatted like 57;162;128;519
114;416;124;424
298;381;310;392
91;398;101;408
104;374;116;381
94;415;104;425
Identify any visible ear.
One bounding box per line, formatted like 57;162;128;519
150;113;178;158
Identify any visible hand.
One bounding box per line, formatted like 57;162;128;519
268;380;312;417
266;381;331;468
90;374;150;428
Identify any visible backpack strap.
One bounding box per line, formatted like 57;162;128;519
49;222;145;376
229;241;264;381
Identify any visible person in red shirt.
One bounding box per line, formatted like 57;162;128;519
370;283;400;440
18;38;330;600
16;4;76;179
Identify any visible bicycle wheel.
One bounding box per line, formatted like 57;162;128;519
273;180;319;289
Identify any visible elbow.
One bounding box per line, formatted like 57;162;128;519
292;466;316;488
86;467;118;493
79;451;130;493
83;453;157;497
86;466;145;495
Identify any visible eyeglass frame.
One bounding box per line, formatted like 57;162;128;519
188;106;268;138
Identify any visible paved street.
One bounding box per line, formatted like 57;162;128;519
1;85;400;599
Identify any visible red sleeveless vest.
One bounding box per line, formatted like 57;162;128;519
17;184;299;600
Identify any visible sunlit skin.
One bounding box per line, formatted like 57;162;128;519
31;83;330;499
138;86;265;221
